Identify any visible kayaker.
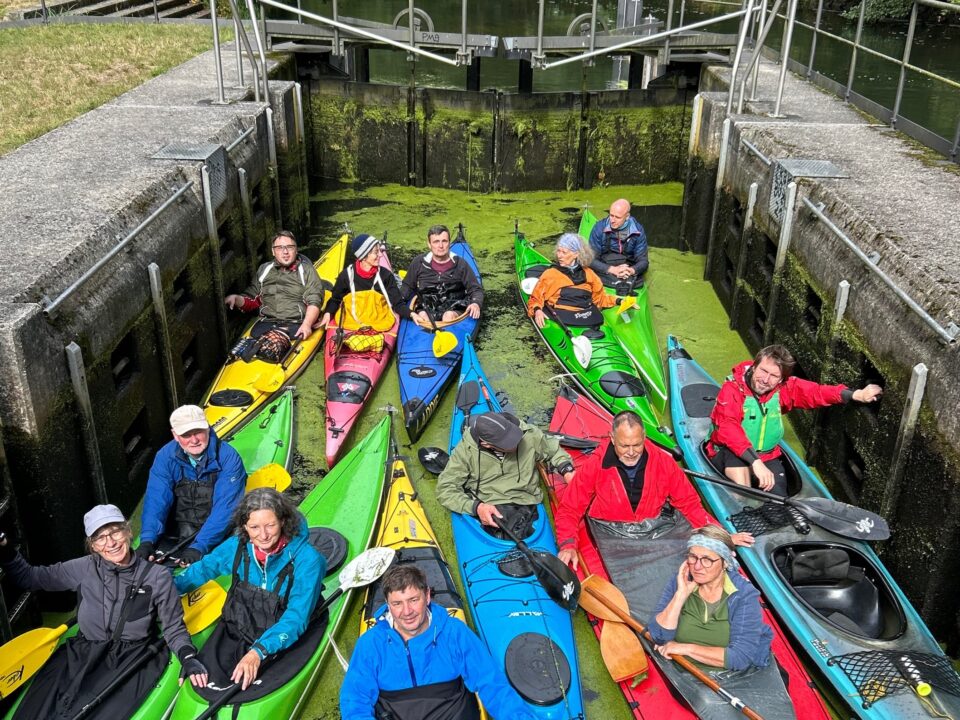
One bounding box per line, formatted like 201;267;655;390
649;525;773;672
0;505;208;719
173;487;326;693
526;233;618;329
437;411;575;539
708;345;883;495
401;224;483;327
339;564;537;720
224;230;326;361
587;198;648;290
555;411;754;570
136;404;246;567
319;234;411;337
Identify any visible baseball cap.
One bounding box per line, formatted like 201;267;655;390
170;405;209;436
83;504;126;538
468;412;523;451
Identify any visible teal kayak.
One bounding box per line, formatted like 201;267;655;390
668;335;960;720
515;230;672;448
168;414;391;719
226;387;294;473
577;209;666;413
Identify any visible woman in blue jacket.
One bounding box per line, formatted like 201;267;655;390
175;488;326;692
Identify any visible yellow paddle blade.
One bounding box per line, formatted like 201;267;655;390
253;366;285;394
432;330;458;358
246;463;292;493
617;296;637;315
182;581;227;634
599;619;647;684
0;624;68;699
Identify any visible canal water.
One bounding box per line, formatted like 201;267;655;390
292;181;811;718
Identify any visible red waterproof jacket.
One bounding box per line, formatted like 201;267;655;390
708;361;847;463
554;439;715;551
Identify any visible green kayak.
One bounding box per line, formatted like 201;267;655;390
578;209;666;413
515;230;673;448
226;387;294;473
168;414;391;720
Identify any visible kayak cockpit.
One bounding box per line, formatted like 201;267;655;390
699;439;804;497
772;543;906;641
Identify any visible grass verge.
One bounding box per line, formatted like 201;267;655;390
0;22;228;156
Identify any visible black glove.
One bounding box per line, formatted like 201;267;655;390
556;461;575;476
176;548;202;566
0;534;17;564
178;647;208;680
134;541;155;561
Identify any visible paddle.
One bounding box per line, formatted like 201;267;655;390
616;296;637;316
253;338;303;394
682;469;890;541
417;446;449;475
421;308;458;358
0;624;69;699
579;574;766;720
192;546;396;720
182;580;228;634
544;306;592;369
244;463;292;493
600;618;648;684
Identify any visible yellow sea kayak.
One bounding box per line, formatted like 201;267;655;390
202;234;348;437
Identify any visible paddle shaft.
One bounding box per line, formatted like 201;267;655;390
581;585;765;720
544;305;576;342
153;531;199;565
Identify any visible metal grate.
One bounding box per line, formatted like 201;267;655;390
730;502;794;536
152;143;227;208
828;650;960;709
769;159;847;223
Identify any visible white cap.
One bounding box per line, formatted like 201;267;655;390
170;405;209;436
83;504;126;537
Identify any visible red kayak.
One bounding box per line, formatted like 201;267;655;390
323;250;400;467
545;386;830;720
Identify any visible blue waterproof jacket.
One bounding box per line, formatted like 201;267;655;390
588;215;649;277
140;431;246;554
647;570;773;671
340;601;536;720
174;518;325;657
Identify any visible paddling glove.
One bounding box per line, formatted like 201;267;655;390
135;541;155;560
177;548;202;566
178;647;208;679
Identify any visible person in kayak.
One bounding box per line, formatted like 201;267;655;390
526;233;619;329
649;525;772;672
555;411;754;570
708;345;883;495
136;404;246;567
174;487;326;693
587;198;648;290
319;234;411;344
437;411;575;539
402;224;483;327
224;230;326;361
0;505;208;719
340;565;537;720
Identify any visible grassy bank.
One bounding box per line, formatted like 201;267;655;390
0;22;224;156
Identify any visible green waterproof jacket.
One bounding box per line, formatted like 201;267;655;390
243;255;325;323
437;420;573;516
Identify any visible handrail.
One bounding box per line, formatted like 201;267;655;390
801;197;959;343
42;182;195;318
226;125;256;153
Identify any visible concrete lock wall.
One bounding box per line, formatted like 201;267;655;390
685;57;960;643
303;76;694;193
0;49;307;625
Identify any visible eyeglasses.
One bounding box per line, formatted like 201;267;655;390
273;244;297;252
92;528;127;547
686;552;721;568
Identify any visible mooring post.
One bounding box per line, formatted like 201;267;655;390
148;263;180;411
729;181;758;327
763;180;797;344
880;363;927;518
678;94;703;247
202;165;230;351
704;118;732;279
237;167;257;277
807;278;851;466
65;342;108;505
294;82;311;228
265;107;283;227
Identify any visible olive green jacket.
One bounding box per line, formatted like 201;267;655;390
437;421;572;516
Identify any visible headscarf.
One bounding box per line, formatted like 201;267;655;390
687;533;739;572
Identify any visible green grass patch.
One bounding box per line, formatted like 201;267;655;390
0;23;227;156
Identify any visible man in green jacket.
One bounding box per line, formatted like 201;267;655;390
437;412;575;539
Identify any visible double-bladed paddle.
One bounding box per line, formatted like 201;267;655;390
518;277;592;368
192;546;397;720
253;338;303;394
579;574;766;720
243;463;292;493
683;469;890;541
0;624;69;699
421;308;458;358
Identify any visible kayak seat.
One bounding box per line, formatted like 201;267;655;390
504;632;572;706
789;549;883;639
599;371;648;399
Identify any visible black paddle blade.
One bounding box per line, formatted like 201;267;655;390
529;549;581;612
455;380;480;413
417;447;449;475
793;497;890;541
547;432;600;451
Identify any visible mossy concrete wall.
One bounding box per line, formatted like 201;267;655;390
303;76;694;193
686;57;960;642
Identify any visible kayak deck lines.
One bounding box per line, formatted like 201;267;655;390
828;649;960;709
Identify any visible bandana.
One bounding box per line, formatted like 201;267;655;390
557;233;581;253
687;533;739;572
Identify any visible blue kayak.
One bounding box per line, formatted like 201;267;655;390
447;337;584;720
398;226;482;441
667;335;960;720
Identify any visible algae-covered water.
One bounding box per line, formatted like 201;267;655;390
290;182;804;718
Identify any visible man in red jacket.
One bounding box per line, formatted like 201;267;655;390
555;412;752;570
708;345;882;495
